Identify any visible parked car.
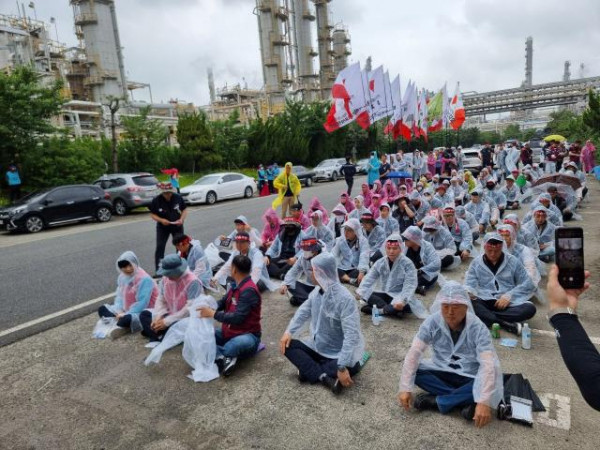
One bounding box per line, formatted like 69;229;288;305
93;173;160;216
313;158;345;182
356;158;369;174
294;165;315;187
461;147;484;175
0;185;112;233
527;138;544;164
180;172;256;205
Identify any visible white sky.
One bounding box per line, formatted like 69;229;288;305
3;0;600;105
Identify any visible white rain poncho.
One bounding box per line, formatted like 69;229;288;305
399;281;504;408
505;146;521;173
464;233;536;306
376;208;400;236
522;193;563;226
328;203;348;237
286;253;365;368
485;186;507;209
304;210;335;251
422;216;456;258
283;252;316;289
356;234;428;319
332;219;370;273
464;193;490;225
441;207;473;252
225;215;263;249
185;239;212;288
522;207;557;249
348;196;370;220
409;193;431;222
215;247;277;291
503;214;539;253
401;226;441;282
456;206;479;232
361;222;386;257
497;225;541;287
500;183;520;203
434;190;453;206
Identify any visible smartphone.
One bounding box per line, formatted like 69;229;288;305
555;227;585;289
219;238;232;247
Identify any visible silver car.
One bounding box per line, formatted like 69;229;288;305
313;158;346;182
94;173;161;215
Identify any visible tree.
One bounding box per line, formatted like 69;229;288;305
582;89;600;137
103;96;123;172
0;66;64;167
502;124;522;141
175;111;214;171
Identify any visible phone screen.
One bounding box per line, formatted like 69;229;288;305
555;228;584;289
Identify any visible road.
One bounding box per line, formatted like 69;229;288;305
0;177;357;335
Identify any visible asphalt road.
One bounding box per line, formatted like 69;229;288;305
0;177;359;333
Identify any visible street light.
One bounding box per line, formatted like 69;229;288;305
28;2;37;21
50;17;59;42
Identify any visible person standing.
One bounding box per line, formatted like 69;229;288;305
581;140;596;173
266;165;275;193
379;153;391;184
367;151;381;189
479;143;493;171
5;164;22;204
340;156;357;195
149;182;188;273
169;168;180;194
257;164;268;194
272;162;301;219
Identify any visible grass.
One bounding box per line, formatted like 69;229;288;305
157;168;258;188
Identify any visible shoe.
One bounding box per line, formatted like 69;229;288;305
416;285;427;296
297;370;308;383
348;278;358;286
413;394;438;411
360;305;373;315
461;403;476;421
222;357;237;376
501;321;522;335
289;296;302;307
357;299;368;308
321;375;343;395
109;326;129;340
215;357;225;374
382;304;404;318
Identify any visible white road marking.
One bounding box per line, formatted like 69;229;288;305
535;393;571;430
0;293;113;339
533;328;600;345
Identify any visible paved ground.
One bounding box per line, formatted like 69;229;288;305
1;177;599;449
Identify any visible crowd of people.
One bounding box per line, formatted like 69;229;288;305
96;147;599;427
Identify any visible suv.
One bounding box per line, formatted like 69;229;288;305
93;173;160;215
0;185;112;233
293;165;315;187
461;147;484;175
527;138;544;164
313;158;345;182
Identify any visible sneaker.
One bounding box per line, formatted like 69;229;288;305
289;296;302;307
461;403;476;421
109;326;129;340
415;285;427;296
215;357;225;374
360;305;373;315
297;370;308;383
222;357;238;376
501;322;522;335
413;394;438;411
321;375;343;395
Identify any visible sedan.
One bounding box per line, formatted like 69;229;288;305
0;185;113;233
294;165;315;187
180;172;256;205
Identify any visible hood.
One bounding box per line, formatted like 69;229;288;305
116;251;140;273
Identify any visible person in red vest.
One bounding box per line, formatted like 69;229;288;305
198;254;262;376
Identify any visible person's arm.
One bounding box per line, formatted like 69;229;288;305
283;257;303;288
150;213;169;226
355;263;379;300
399;335;430;394
213;253;233;282
286;295;313;335
163;279;201;326
126;277;155;314
459;221;473;252
357;238;370;274
337;299;363;368
214;288;259;325
393;261;418;306
153;281;167;318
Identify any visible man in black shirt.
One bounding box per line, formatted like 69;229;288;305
340;156;357;195
150;182;188;272
379;154;391;183
479;143;493;170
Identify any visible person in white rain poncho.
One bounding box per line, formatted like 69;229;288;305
328;204;348;239
522;193;563;227
503;214;539;253
484;179;507;219
281;237;323;307
409;191;431;227
356;234;428;319
280;252;366;395
434;184;454;206
173;234;212;288
264;217;304;280
401;227;442;296
464;189;490;234
448;177;466;205
376;203;400;236
332;218;370;285
464;233;537;335
218;215;263;260
422;216;461;270
500;175;520;210
398;282;503;427
304;210;335;251
522;206;556;263
456;205;480;242
348;195;370;220
97;251;159;339
360;212;386;263
441;205;473;260
212;232;276;293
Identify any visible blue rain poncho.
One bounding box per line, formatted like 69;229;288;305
215;247;277;291
485;187;507;209
367;153;381;186
399;281;504;408
422;216;456;258
361;222;387;257
286;252;365;368
464;234;536;306
304;210;335;251
464;194;490;225
522;195;563;227
409;192;431;223
434;190;454;206
185;239;212;287
225;215;263;248
283;252;316;289
332;219;370;273
401;226;441;283
356;234;428;319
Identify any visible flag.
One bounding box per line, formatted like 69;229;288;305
368;66;388;123
449;82;466;130
400;81;417;141
323;62;367;133
428;83;447;132
356;69;371;129
383;71;394;117
387;75;402;136
418;89;429;142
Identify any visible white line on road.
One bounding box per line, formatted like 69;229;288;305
0;292;114;339
533;328;600;345
535;393;571;430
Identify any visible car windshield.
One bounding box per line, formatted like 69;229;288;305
193;175;220;186
12;189;50;205
133;175;159;186
316;159;338;168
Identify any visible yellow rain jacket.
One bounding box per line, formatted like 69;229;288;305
272;162;302;209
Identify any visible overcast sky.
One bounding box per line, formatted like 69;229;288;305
4;0;600;105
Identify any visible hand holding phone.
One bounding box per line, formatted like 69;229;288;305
555;227;585;289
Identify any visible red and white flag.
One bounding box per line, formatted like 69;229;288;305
356;68;371;129
400;81;417;141
368;66;388;124
387;75;402;137
449;82;466;130
323;62;367;133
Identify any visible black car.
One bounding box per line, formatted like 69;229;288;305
0;185;113;233
294;165;315;187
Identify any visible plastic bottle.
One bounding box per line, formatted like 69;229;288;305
521;323;531;349
372;305;381;326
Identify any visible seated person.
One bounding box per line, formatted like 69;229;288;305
484;179;506;221
281;237;323;306
280;252;366;395
433;184;453;206
456;205;480;242
260;208;281;252
340;192;355;214
464;188;490;235
369;193;383;219
304;210;335;251
464;232;537;335
547;184;573;222
309;197;329;225
392;195;417;233
289;202;311;230
348;195;370;220
500;175;520;209
360;183;373;208
328;204;348;238
218;215;262;260
441;205;473;261
265;217;303;280
522;193;563;227
448;177;465;205
401;226;442;295
503;214;539;253
198;255;262;377
409;191;431;227
376;202;400;236
422;216;461;270
398;282;503;427
497;225;542;290
332;218;370;286
522;206;556;262
173;234;212;288
140;254;202;342
360;212;386;263
98;251;159;339
212;232;275;293
356;234;428;318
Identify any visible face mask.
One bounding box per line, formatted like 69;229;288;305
335;215;345;223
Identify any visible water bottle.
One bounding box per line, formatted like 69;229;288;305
521;323;531;350
372;305;381;326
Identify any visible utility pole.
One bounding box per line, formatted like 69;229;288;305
104;96;122;172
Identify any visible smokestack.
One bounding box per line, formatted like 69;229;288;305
563;61;571;82
207;67;215;103
524;36;533;88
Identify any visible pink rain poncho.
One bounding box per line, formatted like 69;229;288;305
383;179;398;202
582;140;596;173
261;208;282;245
361;183;373;208
369;194;383;219
309;197;329;225
340;192;355;213
371;179;384;199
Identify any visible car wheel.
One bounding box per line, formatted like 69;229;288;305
113;199;127;216
206;191;217;205
25;215;44;233
306;177;313;187
96;206;112;223
330;171;338;182
244;186;253;198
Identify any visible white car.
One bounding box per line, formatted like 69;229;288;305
313;158;346;182
180;172;256;205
